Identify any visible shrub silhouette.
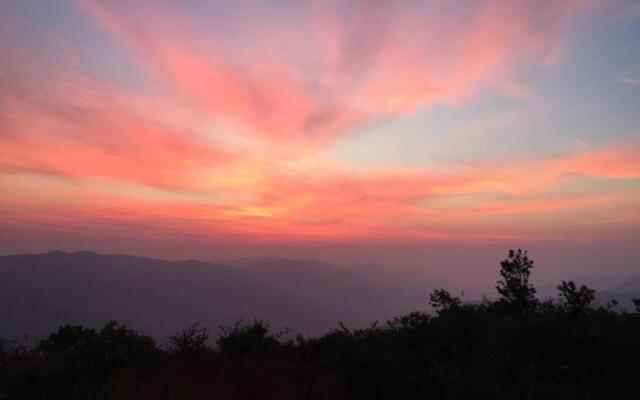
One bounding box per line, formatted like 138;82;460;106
216;320;279;357
632;297;640;313
167;323;209;358
557;280;596;314
3;322;157;399
429;288;461;312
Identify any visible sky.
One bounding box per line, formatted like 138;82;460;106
1;0;639;281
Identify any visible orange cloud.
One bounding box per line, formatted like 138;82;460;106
6;144;636;241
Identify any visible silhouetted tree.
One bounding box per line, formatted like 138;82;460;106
36;325;95;354
168;323;209;358
557;280;596;314
605;298;619;310
429;288;461;312
632;298;640;313
496;249;537;313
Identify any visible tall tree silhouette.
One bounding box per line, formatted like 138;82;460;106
496;249;537;313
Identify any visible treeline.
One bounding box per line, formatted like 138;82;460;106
1;249;639;399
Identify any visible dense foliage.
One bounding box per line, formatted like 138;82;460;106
1;250;639;399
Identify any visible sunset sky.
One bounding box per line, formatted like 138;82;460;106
1;0;639;276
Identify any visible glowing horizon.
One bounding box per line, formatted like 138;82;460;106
1;0;639;251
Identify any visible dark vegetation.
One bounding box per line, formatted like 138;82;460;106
1;249;639;399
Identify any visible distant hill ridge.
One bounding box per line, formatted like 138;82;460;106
0;250;434;340
1;250;638;340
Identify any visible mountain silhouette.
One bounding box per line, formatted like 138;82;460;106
2;250;637;340
0;251;444;339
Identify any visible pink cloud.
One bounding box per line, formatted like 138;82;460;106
75;0;591;143
2;0;634;245
0;73;231;190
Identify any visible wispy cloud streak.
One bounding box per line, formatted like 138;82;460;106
0;0;637;244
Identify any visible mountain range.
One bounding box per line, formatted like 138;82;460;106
1;251;638;341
